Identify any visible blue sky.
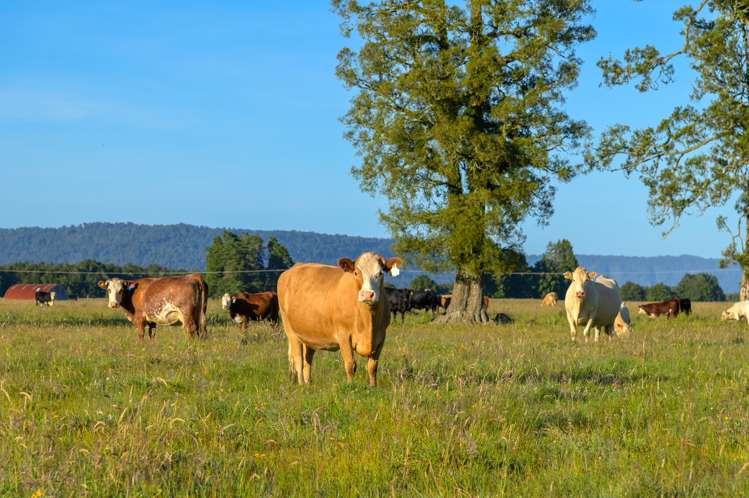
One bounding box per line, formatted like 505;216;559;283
0;1;732;257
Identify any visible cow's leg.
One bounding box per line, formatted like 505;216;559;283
593;326;600;343
148;323;156;339
285;334;304;384
567;313;577;342
302;347;315;384
339;339;356;383
582;318;594;343
134;314;146;340
182;316;198;340
367;342;384;387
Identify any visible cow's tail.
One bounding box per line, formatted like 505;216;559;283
198;275;208;338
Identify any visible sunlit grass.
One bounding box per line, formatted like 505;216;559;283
1;298;748;496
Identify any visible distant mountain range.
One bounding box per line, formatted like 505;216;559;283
0;222;741;292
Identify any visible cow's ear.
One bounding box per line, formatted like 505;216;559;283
587;271;597;280
337;258;355;273
563;272;573;280
97;280;108;289
383;257;403;277
126;282;138;291
231;297;236;304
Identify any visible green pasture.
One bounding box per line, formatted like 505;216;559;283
1;298;748;497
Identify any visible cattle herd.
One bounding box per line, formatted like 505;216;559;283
82;255;748;385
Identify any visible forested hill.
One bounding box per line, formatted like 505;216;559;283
0;222;741;291
0;223;393;270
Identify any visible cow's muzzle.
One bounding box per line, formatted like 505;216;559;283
358;290;377;304
108;302;120;309
575;291;585;298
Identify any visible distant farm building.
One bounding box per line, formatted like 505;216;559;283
3;284;69;300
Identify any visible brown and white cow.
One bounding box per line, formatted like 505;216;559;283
221;291;279;329
98;273;207;340
277;252;402;386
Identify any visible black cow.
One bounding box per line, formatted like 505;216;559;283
679;298;692;316
34;289;55;307
386;288;412;323
410;289;438;316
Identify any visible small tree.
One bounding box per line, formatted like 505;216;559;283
534;239;579;298
410;275;439;291
265;237;294;291
646;283;675;302
205;231;265;297
334;0;595;322
620;281;647;301
675;273;726;302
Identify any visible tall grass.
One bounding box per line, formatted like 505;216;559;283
1;298;748;496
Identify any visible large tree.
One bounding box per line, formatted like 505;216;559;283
333;0;595;322
595;1;749;299
533;239;578;297
205;231;265;297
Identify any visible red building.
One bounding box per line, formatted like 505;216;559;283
3;284;69;300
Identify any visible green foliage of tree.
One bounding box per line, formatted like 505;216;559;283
593;1;749;299
646;283;676;302
675;273;726;302
620;281;647;301
265;237;294;291
410;275;439;291
333;0;595;322
205;231;265;297
533;239;579;297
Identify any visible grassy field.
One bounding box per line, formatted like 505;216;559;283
1;298;749;497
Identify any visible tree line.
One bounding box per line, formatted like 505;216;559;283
0;231;295;299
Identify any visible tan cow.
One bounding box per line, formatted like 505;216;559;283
98;273;207;339
721;301;749;324
564;267;622;342
277;252;402;386
541;292;558;306
614;303;632;337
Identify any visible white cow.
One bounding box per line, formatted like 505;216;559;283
614;303;632;337
564;267;622;342
721;301;749;324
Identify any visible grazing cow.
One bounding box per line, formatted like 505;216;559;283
221;291;279;330
721;301;749;324
614;303;632;337
541;292;558;307
34;289;55;307
494;312;513;324
97;273;207;340
386;288;412;323
679;298;692;316
278;252;402;386
410;289;438;316
437;294;452;313
564;267;622;342
637;299;680;319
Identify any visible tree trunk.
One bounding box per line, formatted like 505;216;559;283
437;271;488;324
740;272;749;302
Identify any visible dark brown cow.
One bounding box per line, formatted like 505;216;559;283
637;299;680;319
278;252;403;386
221;291;279;329
97;273;208;339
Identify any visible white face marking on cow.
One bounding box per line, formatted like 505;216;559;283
355;252;386;305
103;279;127;309
221;293;232;311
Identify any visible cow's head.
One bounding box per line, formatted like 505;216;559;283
221;293;233;311
637;306;647;315
338;252;403;306
721;309;736;321
563;267;597;300
97;279;136;308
